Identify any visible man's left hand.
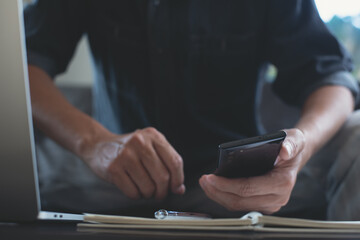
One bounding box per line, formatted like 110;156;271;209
199;128;310;214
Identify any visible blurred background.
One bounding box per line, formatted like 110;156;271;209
316;0;360;80
266;0;360;83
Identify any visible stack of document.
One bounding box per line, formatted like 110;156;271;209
78;211;360;234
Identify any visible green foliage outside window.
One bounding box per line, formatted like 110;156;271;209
326;16;360;81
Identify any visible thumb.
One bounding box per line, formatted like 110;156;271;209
279;129;305;161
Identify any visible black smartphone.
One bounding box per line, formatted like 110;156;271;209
215;131;286;178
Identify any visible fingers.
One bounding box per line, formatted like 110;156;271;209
123;153;156;199
109;147;155;199
150;130;185;195
200;176;285;213
198;128;306;214
199;172;295;214
200;174;289;197
110;167;141;200
137;143;171;200
137;127;185;196
109;127;185;200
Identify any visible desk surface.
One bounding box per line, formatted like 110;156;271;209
2;222;360;240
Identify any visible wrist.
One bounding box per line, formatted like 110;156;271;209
75;120;114;159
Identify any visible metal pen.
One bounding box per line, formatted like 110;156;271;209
154;209;212;220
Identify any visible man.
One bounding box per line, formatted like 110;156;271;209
25;0;360;219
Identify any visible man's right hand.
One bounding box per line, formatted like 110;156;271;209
80;127;185;200
28;65;184;201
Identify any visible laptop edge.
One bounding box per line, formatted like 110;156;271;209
0;0;83;222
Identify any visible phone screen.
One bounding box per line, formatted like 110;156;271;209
215;131;286;178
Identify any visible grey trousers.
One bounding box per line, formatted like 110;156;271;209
38;111;360;220
290;110;360;221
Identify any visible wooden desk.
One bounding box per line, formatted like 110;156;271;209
2;222;360;240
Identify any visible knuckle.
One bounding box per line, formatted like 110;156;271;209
157;172;170;184
171;156;183;170
144;127;159;136
145;127;165;140
129;132;146;146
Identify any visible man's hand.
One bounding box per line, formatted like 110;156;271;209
28;66;185;201
81;127;185;200
199;128;309;214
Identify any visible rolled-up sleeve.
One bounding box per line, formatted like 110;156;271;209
264;0;359;107
24;0;87;78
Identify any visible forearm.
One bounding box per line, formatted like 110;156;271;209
295;85;355;166
28;64;111;157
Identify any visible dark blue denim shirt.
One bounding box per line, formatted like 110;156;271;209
24;0;359;181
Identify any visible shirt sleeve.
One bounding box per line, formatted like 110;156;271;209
264;0;359;107
24;0;88;78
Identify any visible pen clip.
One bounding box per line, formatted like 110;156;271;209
154;209;212;220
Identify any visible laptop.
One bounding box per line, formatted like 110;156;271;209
0;0;83;222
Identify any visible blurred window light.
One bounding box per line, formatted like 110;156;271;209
315;0;360;80
315;0;360;23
